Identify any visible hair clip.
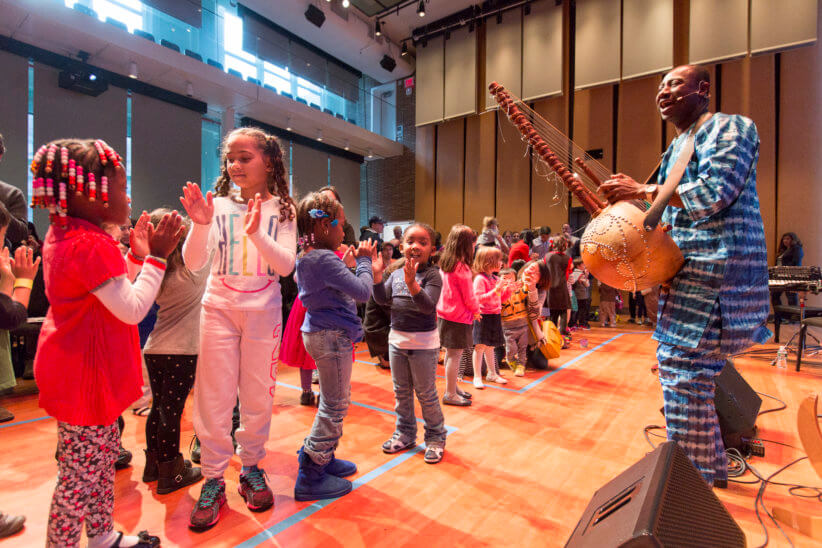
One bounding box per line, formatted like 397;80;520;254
76;166;85;195
308;208;338;226
60;147;69;178
94;140;107;165
31;145;47;174
45;144;57;174
101;176;108;206
88;172;96;201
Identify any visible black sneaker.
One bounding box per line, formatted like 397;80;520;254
115;445;132;470
190;436;201;464
299;391;316;406
189;478;226;530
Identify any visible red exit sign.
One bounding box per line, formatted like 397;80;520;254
404;77;415;89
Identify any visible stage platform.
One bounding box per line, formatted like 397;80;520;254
1;321;820;547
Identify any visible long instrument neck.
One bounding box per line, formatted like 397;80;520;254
489;82;606;215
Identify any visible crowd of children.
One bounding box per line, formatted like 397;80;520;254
9;126;657;546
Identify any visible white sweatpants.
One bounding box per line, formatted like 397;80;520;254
193;304;282;478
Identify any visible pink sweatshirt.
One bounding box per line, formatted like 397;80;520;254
436;262;480;324
473;272;513;315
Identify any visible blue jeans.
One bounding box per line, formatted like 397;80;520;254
302;330;354;466
389;346;447;446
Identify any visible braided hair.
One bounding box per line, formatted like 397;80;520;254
213;127;295;223
295;191;342;250
29;138;120;225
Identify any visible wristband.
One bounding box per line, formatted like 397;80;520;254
127;249;145;265
13;278;33;290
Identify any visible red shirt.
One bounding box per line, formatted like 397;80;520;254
34;218;142;426
508;241;530;266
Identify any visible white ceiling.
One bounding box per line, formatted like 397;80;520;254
0;0;404;159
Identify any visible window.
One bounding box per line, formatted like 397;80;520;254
263;62;291;94
296;77;322;105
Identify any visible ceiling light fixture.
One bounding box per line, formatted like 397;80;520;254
185;81;194;97
417;0;425;17
401;41;408;56
128;61;138;79
367;148;373;158
286;117;292;131
342;0;350;7
316;129;323;142
375;19;382;37
343;139;350;151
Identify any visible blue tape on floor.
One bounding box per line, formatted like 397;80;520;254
0;415;51;429
237;383;457;547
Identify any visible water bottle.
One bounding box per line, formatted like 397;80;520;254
776;346;788;369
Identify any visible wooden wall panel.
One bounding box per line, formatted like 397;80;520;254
435;119;465;233
464;112;497;231
496;109;532;231
721;56;777;265
779;7;822;305
573;86;614;208
414;124;436;226
617;75;663;181
531;96;570;232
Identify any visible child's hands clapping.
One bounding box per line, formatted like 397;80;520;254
129;211;151;258
371;247;386;282
147;211;185;258
180;182;214;225
356;239;376;259
12;246;41;280
244;193;262;235
0;248;14;284
340;245;356;268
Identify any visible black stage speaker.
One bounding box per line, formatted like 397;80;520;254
715;359;761;451
304;4;325;28
380;54;396;72
565;441;745;547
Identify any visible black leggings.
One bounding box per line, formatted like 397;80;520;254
145;354;197;461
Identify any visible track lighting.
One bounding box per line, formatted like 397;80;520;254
401;41;408;56
417;0;425;17
128;61;138;79
375;19;381;37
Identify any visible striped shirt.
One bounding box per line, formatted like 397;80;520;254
652;113;771;354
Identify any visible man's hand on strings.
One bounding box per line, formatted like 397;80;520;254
600;173;646;203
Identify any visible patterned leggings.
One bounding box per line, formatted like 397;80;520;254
145;354;197;461
48;421;118;547
657;343;728;486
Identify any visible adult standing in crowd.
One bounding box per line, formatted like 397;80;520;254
0;134;31;246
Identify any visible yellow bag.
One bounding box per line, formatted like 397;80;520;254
529;318;562;359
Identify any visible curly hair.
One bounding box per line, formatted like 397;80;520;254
295;191;343;244
213;127;295;222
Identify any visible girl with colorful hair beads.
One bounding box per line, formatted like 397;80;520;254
436;224;480;406
180;127;296;530
33;138;183;548
293;192;377;501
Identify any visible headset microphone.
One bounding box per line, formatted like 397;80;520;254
675;91;701;102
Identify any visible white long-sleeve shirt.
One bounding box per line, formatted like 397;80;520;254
182;195;297;310
92;252;166;325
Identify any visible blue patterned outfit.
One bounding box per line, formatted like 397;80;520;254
653;113;770;485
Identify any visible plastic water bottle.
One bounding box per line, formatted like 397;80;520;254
776;346;788;369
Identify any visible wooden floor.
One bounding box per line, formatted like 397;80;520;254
2;322;821;547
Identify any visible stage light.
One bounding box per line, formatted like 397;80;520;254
401;41;408;56
417;0;425;17
88;73;97;81
128;61;138;79
375;19;381;36
342;0;350;7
